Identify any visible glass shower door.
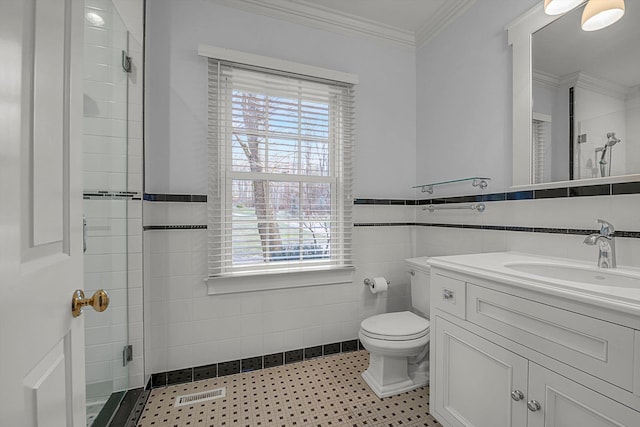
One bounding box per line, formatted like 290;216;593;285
82;1;131;425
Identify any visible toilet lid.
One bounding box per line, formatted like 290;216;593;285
360;312;430;341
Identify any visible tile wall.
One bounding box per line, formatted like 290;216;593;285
142;183;640;381
413;185;640;267
142;199;414;377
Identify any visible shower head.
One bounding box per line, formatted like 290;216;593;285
606;132;621;147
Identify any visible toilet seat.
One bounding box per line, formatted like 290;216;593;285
360;311;430;341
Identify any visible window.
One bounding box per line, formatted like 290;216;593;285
205;55;355;291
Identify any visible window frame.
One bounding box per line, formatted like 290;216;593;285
200;46;357;294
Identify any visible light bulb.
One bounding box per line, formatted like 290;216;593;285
544;0;584;15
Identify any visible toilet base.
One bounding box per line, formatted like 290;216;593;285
361;353;429;398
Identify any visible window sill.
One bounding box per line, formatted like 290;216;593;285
206;265;355;295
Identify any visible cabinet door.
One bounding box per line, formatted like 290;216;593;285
528;363;640;427
432;316;529;427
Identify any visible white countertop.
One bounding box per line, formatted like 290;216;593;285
428;252;640;317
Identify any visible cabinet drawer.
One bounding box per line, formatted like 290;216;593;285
466;284;635;391
431;273;466;319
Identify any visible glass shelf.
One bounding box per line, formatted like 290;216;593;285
413;177;491;194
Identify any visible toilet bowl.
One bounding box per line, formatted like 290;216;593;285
359;257;431;398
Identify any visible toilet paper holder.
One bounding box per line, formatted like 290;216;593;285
363;278;391;287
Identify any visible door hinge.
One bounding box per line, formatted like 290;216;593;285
123;344;133;366
122;50;132;73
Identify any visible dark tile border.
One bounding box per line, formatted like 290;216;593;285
143;182;640;208
84;191;141;200
304;345;323;359
218;360;241;377
354;198;414;205
323;342;341;355
351;181;640;206
342;339;359;352
140;187;640;237
612;181;640;195
143;225;207;230
147;339;365;389
167;368;193;386
284;349;304;364
354;222;639;239
193;363;217;381
144;193;207;202
241;356;263;372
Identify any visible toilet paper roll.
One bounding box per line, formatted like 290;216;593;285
370;277;389;294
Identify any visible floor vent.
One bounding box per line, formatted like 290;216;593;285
174;387;226;407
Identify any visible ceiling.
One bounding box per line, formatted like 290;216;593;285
211;0;476;47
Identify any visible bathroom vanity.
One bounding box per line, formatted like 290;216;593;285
428;252;640;427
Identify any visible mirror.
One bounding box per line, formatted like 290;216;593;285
508;2;640;186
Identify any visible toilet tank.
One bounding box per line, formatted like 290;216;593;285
406;257;431;317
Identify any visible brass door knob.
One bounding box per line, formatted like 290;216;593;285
71;289;109;317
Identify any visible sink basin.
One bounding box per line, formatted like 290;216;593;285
504;262;640;288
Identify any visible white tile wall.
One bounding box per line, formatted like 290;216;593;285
143;191;640;379
143;202;414;375
415;194;640;268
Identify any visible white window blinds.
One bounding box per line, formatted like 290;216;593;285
207;59;354;278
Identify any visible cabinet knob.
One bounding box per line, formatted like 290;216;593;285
510;390;524;401
443;289;454;300
527;400;541;412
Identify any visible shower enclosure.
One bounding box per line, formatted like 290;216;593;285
82;0;143;424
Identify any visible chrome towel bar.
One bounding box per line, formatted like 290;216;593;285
422;202;486;213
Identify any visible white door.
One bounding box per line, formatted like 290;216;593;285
432;316;529;427
527;363;640;427
0;0;87;426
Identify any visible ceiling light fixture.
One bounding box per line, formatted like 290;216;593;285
544;0;584;15
543;0;625;31
581;0;625;31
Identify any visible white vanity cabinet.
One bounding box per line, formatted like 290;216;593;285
429;264;640;427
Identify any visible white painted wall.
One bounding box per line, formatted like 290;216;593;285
626;88;640;174
416;0;538;195
143;0;418;377
145;0;417;199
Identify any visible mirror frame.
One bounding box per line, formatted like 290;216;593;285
508;3;640;188
508;3;562;187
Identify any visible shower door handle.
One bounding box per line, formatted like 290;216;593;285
71;289;109;317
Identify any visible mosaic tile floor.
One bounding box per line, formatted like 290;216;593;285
138;350;442;427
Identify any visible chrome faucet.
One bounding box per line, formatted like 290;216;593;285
583;219;616;268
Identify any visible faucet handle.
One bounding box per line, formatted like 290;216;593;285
597;219;615;235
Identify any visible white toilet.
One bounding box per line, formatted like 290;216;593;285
359;257;431;398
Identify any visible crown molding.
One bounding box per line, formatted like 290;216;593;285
533;69;561;89
209;0;415;47
562;71;629;99
415;0;476;47
209;0;474;48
